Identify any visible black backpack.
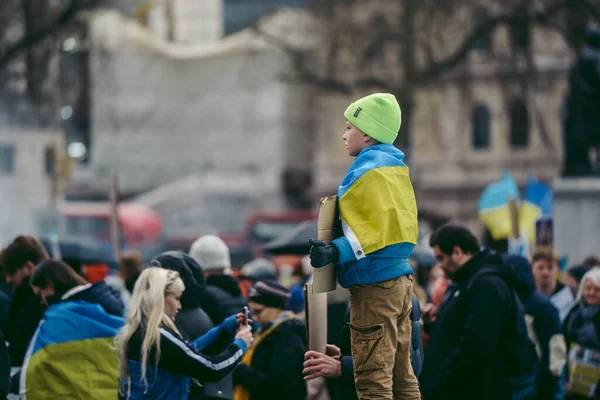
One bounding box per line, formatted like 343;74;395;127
466;268;539;378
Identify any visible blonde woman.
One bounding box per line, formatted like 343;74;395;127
116;267;253;399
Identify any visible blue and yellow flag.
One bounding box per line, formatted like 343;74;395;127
20;301;124;400
479;171;553;242
519;174;553;242
478;171;520;240
338;144;418;258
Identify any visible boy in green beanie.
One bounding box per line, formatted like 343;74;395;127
309;93;420;399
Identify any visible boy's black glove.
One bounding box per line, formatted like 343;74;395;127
309;239;338;268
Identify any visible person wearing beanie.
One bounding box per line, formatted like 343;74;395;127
189;235;232;276
242;258;277;282
190;235;247;328
309;93;420;399
233;280;307;400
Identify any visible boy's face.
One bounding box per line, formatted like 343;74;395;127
343;121;369;157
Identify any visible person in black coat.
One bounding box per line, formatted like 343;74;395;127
0;235;50;366
303;293;423;400
0;285;11;332
420;225;517;400
189;235;248;326
0;329;9;400
504;255;566;400
233;280;307;400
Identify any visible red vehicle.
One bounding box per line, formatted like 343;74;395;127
58;201;165;260
165;210;316;268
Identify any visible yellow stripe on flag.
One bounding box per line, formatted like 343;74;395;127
25;337;119;400
339;166;418;255
519;202;542;244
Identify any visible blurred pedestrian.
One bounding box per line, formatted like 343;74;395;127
0;235;49;366
190;235;247;325
309;93;420;400
116;267;252;400
0;329;8;400
532;249;575;321
106;249;144;308
233;280;306;400
562;264;593;297
19;260;124;399
563;268;600;400
31;259;124;315
505;255;566;400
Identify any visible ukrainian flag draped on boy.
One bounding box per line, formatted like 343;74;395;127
309;93;421;399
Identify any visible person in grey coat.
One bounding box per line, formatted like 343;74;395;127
303;293;423;400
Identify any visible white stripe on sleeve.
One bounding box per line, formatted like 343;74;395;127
159;328;244;371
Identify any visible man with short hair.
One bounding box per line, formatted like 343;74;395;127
0;235;49;366
420;224;519;400
531;249;575;321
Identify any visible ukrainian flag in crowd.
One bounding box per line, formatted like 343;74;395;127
20;301;124;400
520;174;553;242
338;145;418;255
479;171;553;242
478;171;520;241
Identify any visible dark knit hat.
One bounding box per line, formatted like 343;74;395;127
567;264;593;283
248;280;290;310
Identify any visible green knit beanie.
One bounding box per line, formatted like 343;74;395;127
344;93;401;144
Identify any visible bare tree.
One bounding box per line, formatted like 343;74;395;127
0;0;103;125
256;0;600;149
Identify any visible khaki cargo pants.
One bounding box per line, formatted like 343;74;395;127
349;275;421;400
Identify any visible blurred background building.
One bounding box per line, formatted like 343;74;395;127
0;0;597;262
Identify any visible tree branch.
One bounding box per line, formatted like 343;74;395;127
0;0;103;69
249;23;353;93
415;0;575;84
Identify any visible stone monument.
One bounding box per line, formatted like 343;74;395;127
555;28;600;265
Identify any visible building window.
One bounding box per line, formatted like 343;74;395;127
0;145;15;174
472;7;492;53
508;98;530;148
508;17;530;52
472;103;491;150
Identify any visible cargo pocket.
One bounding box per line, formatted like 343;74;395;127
349;320;385;372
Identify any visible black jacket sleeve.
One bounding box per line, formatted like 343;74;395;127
0;329;10;398
431;275;513;396
233;330;306;399
339;355;354;386
157;327;245;383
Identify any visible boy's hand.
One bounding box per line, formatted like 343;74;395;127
309;239;338;268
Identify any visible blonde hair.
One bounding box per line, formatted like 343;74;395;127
115;267;185;394
577;267;600;302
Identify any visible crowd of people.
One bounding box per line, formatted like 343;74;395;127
0;226;598;400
